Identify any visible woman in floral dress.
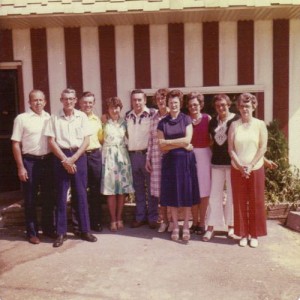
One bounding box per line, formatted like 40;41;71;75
101;97;134;231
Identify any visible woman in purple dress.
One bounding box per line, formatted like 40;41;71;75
157;89;200;242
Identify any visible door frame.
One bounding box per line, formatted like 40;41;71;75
0;61;24;113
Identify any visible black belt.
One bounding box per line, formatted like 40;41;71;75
61;147;79;152
129;149;147;155
23;153;52;160
86;148;100;154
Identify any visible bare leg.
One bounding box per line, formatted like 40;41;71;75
116;194;125;222
191;204;199;226
107;195;117;222
199;196;209;228
160;206;168;223
170;207;179;229
183;207;191;230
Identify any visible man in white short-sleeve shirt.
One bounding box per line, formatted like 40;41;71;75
11;89;55;244
45;88;97;248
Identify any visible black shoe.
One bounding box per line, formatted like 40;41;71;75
91;223;103;232
53;234;67;248
81;232;97;242
73;229;81;237
195;226;206;235
43;231;57;239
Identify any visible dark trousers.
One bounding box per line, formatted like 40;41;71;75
54;150;90;235
72;150;102;230
22;154;55;237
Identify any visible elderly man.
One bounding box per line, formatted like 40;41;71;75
126;89;158;228
11;89;55;244
45;88;97;247
71;91;103;232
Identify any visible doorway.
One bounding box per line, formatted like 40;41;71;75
0;69;20;192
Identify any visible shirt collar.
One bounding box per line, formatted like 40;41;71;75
87;113;99;121
128;106;150;117
59;108;81;118
28;108;48;117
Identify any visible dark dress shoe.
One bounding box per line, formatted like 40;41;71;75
131;220;147;228
28;236;40;245
148;222;158;229
81;232;97;242
43;231;57;239
91;223;103;232
53;235;67;248
73;229;81;237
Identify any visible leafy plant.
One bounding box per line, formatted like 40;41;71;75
265;120;300;207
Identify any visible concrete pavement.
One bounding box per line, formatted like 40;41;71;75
0;220;299;300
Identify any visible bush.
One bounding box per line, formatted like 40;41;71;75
265;120;300;206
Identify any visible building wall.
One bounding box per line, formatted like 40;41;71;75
1;19;300;168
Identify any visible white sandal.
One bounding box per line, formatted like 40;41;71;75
202;230;213;242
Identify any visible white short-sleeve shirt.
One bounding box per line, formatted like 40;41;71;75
44;109;92;149
11;109;51;156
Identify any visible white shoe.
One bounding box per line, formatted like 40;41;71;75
239;237;248;247
158;222;168;233
250;238;258;248
228;228;234;239
167;222;174;232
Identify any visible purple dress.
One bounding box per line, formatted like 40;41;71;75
157;113;200;207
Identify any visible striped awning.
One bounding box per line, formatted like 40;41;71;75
1;0;300;29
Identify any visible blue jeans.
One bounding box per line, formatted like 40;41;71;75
22;154;55;237
130;152;158;222
54;150;90;235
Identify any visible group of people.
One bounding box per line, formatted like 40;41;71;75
11;87;273;249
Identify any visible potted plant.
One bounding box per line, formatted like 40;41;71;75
265;120;300;221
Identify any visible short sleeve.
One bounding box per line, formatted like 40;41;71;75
184;114;192;126
157;119;164;132
44;116;55;137
11;115;23;142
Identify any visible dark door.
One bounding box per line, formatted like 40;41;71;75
0;69;20;192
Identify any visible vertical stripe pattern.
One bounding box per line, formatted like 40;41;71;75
64;27;83;98
238;21;254;85
30;28;50;112
47;27;67;114
134;25;151;89
168;23;185;88
0;29;13;62
273;19;289;138
203;22;219;86
98;26;117;113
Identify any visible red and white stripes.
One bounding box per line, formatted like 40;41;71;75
1;20;300;167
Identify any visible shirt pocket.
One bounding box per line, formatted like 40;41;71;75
75;127;84;139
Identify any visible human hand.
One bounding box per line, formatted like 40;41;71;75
185;144;193;151
145;160;152;173
18;167;28;182
264;158;278;170
62;158;77;174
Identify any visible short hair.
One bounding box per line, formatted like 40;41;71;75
131;89;146;100
186;91;204;106
61;88;76;98
80;91;95;101
166;89;184;107
29;89;45;101
212;94;231;107
152;88;169;104
105;97;123;112
237;93;257;109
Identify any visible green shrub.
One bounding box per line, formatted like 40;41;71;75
265;120;300;206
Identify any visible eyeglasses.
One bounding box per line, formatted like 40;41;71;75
188;103;200;108
62;97;76;101
215;103;227;108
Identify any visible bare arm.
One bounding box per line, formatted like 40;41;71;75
158;124;193;151
12;141;28;182
228;121;247;176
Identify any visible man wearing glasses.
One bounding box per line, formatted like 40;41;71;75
45;88;97;247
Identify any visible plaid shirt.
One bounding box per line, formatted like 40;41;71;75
146;111;168;198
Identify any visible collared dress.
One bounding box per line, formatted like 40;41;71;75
101;118;134;195
158;113;200;207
